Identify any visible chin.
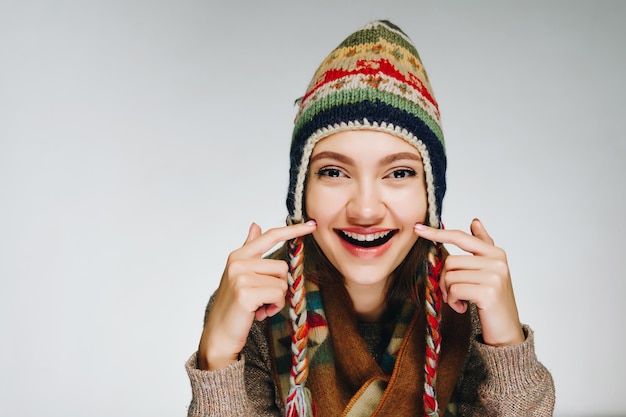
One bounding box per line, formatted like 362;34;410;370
335;263;396;288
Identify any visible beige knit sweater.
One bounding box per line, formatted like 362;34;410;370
185;304;555;417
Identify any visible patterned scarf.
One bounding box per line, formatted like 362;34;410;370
270;275;471;416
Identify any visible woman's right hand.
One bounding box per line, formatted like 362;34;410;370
197;220;317;370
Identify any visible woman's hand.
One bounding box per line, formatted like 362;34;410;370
414;219;525;347
197;220;317;370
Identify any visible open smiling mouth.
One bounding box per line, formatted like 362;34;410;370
336;230;398;248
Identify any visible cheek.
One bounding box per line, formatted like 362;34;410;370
304;182;318;220
386;187;428;223
304;182;346;221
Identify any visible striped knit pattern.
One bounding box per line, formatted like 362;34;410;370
284;20;448;417
287;19;446;228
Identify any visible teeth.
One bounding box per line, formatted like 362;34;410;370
342;230;391;241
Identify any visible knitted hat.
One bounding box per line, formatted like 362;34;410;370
285;20;446;417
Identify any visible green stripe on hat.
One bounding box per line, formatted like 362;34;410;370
294;88;444;145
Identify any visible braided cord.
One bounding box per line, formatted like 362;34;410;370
423;243;443;417
285;236;316;417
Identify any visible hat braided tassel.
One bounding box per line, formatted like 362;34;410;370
424;243;443;417
285;236;316;417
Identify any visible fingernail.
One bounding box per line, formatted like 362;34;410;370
414;223;426;231
305;220;317;227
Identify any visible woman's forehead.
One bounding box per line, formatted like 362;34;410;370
310;129;422;159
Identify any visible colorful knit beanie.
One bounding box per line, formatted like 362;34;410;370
285;20;446;417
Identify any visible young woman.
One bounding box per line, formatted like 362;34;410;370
186;20;555;417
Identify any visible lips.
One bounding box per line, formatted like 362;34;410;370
336;229;397;248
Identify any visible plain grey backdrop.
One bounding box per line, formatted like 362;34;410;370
1;1;625;416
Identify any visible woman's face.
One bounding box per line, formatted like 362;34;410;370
305;130;428;290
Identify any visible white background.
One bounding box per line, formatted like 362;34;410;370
1;1;625;416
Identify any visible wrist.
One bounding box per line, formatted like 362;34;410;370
198;331;240;370
201;351;239;370
482;324;525;347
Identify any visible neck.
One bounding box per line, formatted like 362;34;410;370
344;281;387;322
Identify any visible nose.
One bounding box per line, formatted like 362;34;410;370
346;180;385;225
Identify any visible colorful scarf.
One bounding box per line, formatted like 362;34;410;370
270;276;472;416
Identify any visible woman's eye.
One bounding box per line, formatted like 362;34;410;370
317;168;344;178
388;169;416;179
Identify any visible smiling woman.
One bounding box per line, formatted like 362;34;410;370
186;20;555;417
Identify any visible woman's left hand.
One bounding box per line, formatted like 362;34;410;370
414;219;525;347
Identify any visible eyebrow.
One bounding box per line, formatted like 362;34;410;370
380;152;423;165
310;151;354;165
310;151;422;166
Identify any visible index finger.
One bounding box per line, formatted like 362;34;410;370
413;223;493;256
241;220;317;258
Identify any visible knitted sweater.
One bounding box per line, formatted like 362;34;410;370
186;303;555;416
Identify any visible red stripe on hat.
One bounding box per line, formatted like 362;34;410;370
302;58;438;111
